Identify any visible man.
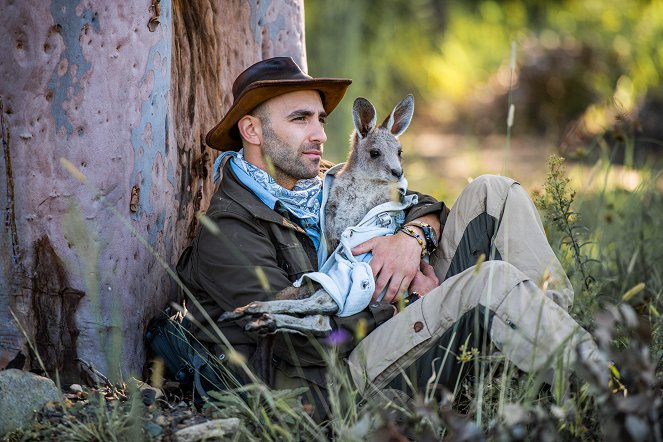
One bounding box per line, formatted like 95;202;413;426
176;57;604;420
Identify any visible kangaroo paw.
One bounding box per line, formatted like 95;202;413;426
219;290;339;323
244;314;332;336
244;314;278;335
218;303;263;322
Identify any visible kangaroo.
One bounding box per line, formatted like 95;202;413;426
324;94;413;252
220;95;414;383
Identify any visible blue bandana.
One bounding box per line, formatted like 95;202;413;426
213;150;322;246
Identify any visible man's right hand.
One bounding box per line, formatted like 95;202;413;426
352;231;422;304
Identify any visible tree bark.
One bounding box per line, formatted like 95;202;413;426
0;0;305;381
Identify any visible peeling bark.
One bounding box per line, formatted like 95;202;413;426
31;236;84;383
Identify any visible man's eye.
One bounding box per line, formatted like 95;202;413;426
369;150;381;159
319;118;327;125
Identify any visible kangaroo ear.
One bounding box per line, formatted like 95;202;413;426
381;94;414;137
352;97;377;139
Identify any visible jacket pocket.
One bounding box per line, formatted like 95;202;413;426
276;243;315;280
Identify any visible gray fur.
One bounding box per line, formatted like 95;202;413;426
325;94;414;251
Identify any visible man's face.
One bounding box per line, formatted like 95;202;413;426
256;90;328;189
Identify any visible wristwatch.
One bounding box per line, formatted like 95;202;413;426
404;221;438;255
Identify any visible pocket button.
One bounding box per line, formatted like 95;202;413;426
413;321;424;333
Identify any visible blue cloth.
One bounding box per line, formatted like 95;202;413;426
213;151;322;248
295;164;418;317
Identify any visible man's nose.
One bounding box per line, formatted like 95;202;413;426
311;120;327;144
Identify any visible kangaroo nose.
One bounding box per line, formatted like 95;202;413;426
391;168;403;178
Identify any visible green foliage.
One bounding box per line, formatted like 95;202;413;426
535;155;596;294
6;387;146;442
534;153;663;346
577;171;663;306
206;386;324;441
55;390;144;442
306;0;663;155
574;168;663;353
305;0;445;161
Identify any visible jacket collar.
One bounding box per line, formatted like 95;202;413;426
219;161;307;234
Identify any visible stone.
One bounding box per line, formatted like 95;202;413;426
173;418;241;442
0;369;63;435
145;421;163;438
131;377;163;406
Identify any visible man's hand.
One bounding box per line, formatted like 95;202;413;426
409;261;440;296
352;212;441;304
352;231;422;304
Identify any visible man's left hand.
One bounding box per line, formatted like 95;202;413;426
408;261;440;296
352;231;422;304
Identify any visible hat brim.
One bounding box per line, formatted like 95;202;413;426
206;78;352;151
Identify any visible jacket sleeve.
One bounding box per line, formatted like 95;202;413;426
404;190;450;236
182;207;395;366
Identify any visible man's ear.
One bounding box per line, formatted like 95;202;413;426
237;115;262;145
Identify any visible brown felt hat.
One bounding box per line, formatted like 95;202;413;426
206;57;352;151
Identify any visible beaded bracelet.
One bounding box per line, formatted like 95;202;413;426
404;220;439;255
399;226;426;256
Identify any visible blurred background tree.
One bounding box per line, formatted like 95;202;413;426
305;0;663;187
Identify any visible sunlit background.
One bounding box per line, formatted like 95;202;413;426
305;0;663;201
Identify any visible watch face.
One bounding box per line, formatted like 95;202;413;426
420;225;434;243
421;225;438;253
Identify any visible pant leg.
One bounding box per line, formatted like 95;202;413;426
434;174;573;310
386;305;492;397
348;261;604;396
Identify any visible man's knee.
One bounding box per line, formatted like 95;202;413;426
452;174;519;219
475;259;521;277
467;174;518;196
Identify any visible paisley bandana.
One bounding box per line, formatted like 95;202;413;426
213;150;322;225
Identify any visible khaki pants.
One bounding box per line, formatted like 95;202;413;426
348;175;602;395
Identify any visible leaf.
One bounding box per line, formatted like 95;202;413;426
622;282;645;302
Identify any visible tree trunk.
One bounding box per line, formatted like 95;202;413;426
0;0;305;382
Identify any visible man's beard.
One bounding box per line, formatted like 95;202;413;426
262;125;322;184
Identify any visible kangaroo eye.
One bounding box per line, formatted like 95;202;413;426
369;150;381;159
398;149;402;157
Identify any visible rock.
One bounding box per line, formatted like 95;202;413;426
173;418;241;442
0;369;63;435
145;421;163;438
69;383;83;393
142;388;157;406
131;377;163;403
